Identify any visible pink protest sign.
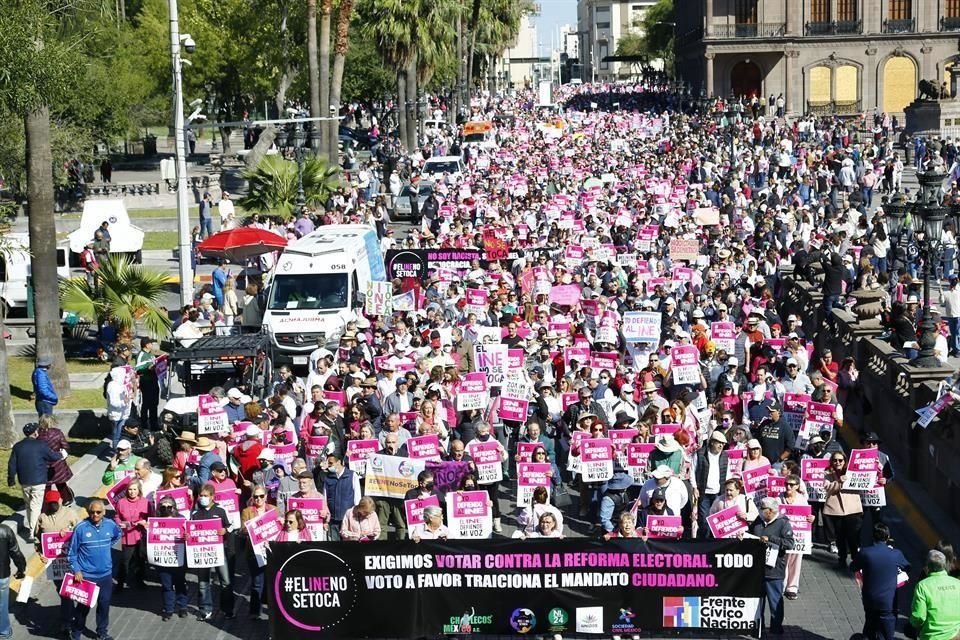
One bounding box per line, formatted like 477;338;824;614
710;322;736;353
507;349;525;369
646;514;683;539
766;475;786;498
469;440;504;484
801;457;830;501
323;390;347;406
288;496;329;540
273;443;297;470
186;519;225;568
581;438;614;482
498;396;529;422
464;288;489;315
626;442;655;480
779;503;813;554
245;509;282;566
456;373;489;411
565;245;585;264
652;423;681;436
146;517;186;567
347;439;379;475
609;429;638;452
41;531;72;561
105;475;133;510
306;435;330;460
404;495;441;527
60;575;100;608
670;345;701;385
783;393;811;436
446;490;492;539
843;449;879;490
590;354;618;374
197;394;229;434
707;504;750;539
517;441;540;462
804;402;836;440
516;461;552;507
408;434;443;461
563;346;591;367
561;393;578;411
726;448;746;479
550;284;582;306
214;487;240;528
742;464;772;498
155;486;192;518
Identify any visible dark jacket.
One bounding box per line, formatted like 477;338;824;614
321;467;357;523
850;543;910;611
0;525;26;580
756;417;796;462
693;444;729;496
750;514;794;580
32;367;58;405
8;437;61;486
190;503;234;556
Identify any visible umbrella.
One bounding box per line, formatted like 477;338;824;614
197;227;288;262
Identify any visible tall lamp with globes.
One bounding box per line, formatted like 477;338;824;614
911;169;948;366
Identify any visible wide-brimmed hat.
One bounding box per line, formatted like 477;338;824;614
651;465;674;479
360;377;378;388
642;381;657;393
176;431;198;444
195;436;215;451
655;434;681;453
862;432;882;444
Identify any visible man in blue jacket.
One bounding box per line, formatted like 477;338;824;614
32;356;58;417
7;423;61;542
321;453;357;541
851;523;910;640
67;498;122;640
751;497;795;635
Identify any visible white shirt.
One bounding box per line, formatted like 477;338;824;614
705;451;722;495
219;198;236;228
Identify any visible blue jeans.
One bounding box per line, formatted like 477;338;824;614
599;490;628;533
943;247;956;278
697;493;721;539
761;578;785;631
111;419;124;451
36;400;55;417
158;567;188;613
72;574;113;639
197;563;234;615
246;553;266;615
199;217;213;239
0;576;10;638
949;317;960;355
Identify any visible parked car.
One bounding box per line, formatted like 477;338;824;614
393;182;434;220
421;155;465;181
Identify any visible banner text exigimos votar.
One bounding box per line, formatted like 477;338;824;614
268;538;765;638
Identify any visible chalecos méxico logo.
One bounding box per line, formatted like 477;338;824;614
274;549;356;631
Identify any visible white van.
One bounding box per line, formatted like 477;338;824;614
66;200;145;263
422;155;466;181
0;233;71;315
262;224;387;364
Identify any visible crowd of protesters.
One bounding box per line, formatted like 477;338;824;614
5;81;960;640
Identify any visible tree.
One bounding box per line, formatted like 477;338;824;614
0;2;77;399
239;154;341;221
329;0;354;162
60;256;172;343
307;0;321;149
319;0;333;156
639;0;674;66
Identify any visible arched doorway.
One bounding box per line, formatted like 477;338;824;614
731;61;762;99
882;56;916;113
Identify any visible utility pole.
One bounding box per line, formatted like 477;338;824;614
168;0;193;306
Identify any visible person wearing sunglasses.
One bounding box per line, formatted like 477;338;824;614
66;498;122;640
153;497;188;621
240;484;276;619
824;453;864;569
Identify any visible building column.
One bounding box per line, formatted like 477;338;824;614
705;0;713;37
921;44;934;84
706;52;715;97
785;50;801;116
865;45;878;111
786;0;801;35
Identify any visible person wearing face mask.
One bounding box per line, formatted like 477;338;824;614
319;453;360;541
692;431;730;539
403;470;445;504
35;488;79;636
190;484;234;621
152;497;188;620
466;422;508;533
610;383;639;422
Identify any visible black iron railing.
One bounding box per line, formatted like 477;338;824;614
805;20;862;35
707;22;786;38
883;18;915;33
806;99;862;117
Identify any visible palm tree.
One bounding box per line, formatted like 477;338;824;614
329;0;354;162
307;0;321;150
319;0;333;157
60;256;172;344
359;0;415;149
239;154;341;221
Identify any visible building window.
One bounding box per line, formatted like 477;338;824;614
947;0;960;18
837;0;857;21
735;0;758;24
888;0;910;21
810;0;830;23
597;22;610;28
599;42;609;70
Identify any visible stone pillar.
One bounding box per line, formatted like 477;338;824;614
865;45;878;111
785;50;801;116
705;0;712;37
922;44;934;86
706;52;715;97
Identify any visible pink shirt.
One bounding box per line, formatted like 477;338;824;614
115;496;149;546
340;507;381;541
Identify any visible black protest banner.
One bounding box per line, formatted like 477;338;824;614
385;249;482;282
268;538;765;638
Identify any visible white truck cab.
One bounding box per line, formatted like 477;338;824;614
66;200;145;263
0;233;71;315
262;224;386;365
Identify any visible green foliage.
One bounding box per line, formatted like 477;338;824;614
240;154;342;221
615;31;646;58
639;0;674;60
60;255;173;338
328;27;394;103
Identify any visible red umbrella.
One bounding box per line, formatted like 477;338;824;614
197;227;288;262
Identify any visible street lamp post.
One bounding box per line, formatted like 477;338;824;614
912;169;948;366
883;192;910;273
168;0;194;306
